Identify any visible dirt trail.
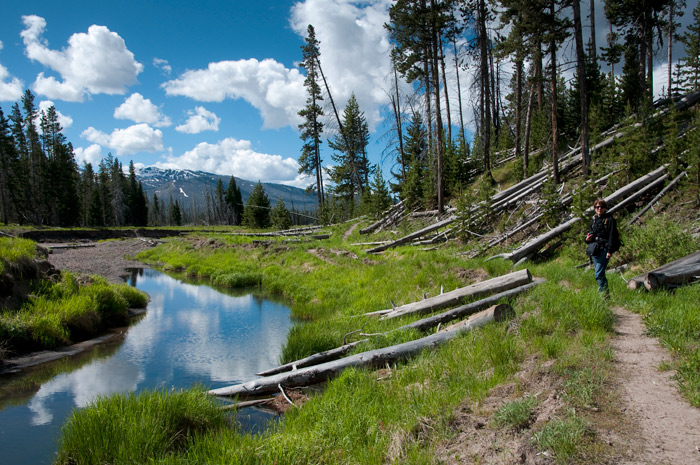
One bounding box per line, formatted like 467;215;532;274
611;306;700;465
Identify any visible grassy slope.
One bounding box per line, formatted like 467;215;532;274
52;205;699;465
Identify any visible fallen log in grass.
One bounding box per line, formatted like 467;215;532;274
644;261;700;290
209;304;515;399
627;251;700;290
261;278;542;377
394;279;544;332
365;269;532;319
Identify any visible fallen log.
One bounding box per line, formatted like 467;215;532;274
256;340;366;377
209;304;514;398
628;171;687;226
360;201;405;235
394;279;544;333
644;261;700;290
627;250;700;290
495;165;668;263
366;215;458;253
378;269;532;320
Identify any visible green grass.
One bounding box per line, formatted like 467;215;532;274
55;387;230;465
46;211;700;464
0;237;36;274
0;237;149;353
493;395;538;430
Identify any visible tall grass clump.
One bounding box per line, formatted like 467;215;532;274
532;411;590;463
55;387;231;465
0;237;36;273
493;395;538;430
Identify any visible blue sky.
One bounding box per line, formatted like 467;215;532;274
0;0;398;187
1;0;696;188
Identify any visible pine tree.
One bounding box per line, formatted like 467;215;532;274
169;196;182;226
368;169;391;218
242;181;271;228
327;94;370;212
0;107;21;224
225;176;243;225
401;112;428;208
680;2;700;92
271;198;292;230
298;25;325;209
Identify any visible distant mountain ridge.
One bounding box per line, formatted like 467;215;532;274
135;167;318;212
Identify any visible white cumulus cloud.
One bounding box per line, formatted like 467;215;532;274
0;63;23;102
21;15;143;102
289;0;394;129
114;93;171;127
82;123;163;156
175;106;220;134
160;0;393;132
162;58;306;129
154;137;308;186
73;144;104;166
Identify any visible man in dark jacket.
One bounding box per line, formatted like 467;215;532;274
585;199;618;295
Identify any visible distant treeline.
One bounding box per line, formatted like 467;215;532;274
0;90;318;228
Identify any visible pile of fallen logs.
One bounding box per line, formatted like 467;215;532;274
627;250;700;291
209;270;543;400
492;164;670;264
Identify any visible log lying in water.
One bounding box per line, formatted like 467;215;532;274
209;304;514;399
365;269;532;320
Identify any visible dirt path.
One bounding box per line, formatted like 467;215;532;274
610;306;700;465
342;221;361;241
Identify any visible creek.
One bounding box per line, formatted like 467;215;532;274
0;268;293;465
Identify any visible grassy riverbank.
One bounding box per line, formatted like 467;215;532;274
0;237;148;355
51;211;700;464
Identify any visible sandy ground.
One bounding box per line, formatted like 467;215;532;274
45;238;155;283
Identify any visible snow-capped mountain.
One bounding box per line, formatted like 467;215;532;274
136;167;317;212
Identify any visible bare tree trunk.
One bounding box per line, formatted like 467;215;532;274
430;0;444;213
573;0;590;177
514;54;523;171
668;3;674;99
453;35;467;153
439;35;452;143
392;65;406;183
523;81;535;180
316;57;362;195
479;0;492;176
550;1;560;184
589;0;597;60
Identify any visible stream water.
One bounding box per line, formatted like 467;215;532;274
0;268;293;465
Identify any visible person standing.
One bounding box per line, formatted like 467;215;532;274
585;199;619;295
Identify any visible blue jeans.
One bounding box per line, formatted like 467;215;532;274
591;248;609;293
